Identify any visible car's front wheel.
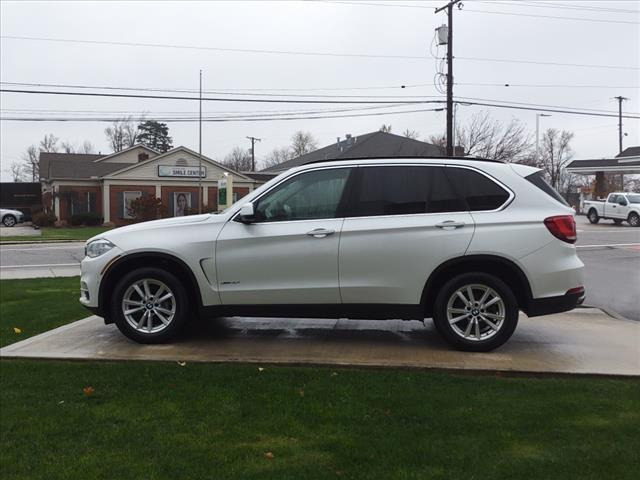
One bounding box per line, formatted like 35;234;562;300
2;215;16;227
432;273;518;352
629;212;639;227
111;267;190;343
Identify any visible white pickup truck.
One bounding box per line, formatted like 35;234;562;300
584;192;640;227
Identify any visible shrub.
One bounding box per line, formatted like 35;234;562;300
69;213;102;226
128;196;166;222
32;211;57;227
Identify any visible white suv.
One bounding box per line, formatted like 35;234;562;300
80;158;585;351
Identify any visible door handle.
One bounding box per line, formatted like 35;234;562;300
435;221;465;230
306;228;335;238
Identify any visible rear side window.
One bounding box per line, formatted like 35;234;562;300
348;166;464;217
445;167;511;211
525;171;569;206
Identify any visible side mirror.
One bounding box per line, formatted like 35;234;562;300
237;203;256;224
618;199;627;206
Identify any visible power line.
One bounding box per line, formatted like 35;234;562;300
2;35;637;70
473;1;640;15
3;87;637;117
0;88;444;105
456;82;638;89
463;8;640;24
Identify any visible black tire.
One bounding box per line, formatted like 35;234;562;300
111;267;191;343
613;219;623;225
2;215;16;227
432;272;519;352
629;212;640;228
587;209;599;224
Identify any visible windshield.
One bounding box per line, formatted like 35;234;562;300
626;194;640;203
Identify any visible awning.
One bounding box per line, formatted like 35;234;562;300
565;155;640;175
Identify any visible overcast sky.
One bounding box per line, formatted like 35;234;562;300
1;0;638;181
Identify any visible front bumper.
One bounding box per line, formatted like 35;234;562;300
525;287;585;317
79;246;123;313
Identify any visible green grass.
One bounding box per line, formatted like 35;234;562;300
1;361;638;480
0;226;111;243
0;277;88;348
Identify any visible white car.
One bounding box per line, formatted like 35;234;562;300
0;208;24;227
583;192;640;227
80;158;585;352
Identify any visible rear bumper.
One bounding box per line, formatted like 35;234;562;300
525;288;585;318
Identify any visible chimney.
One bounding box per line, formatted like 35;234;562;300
138;152;149;162
345;134;353;146
337;137;342;152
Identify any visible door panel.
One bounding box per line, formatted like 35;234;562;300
338;165;474;305
215;166;353;305
339;213;474;304
216;218;344;304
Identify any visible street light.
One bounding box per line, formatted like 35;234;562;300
535;113;551;164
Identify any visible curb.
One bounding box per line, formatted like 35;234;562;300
0;240;86;245
579;304;634;322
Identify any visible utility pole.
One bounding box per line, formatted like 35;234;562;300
198;69;203;214
246;136;261;171
614;96;628;154
435;0;462;157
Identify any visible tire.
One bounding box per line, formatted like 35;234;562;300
111;267;191;343
587;209;599;224
2;215;16;227
613;219;623;225
629;212;640;228
432;272;519;352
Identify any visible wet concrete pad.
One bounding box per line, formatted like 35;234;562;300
1;309;638;376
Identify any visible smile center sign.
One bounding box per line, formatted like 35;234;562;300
158;165;206;178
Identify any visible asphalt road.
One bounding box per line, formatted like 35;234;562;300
1;216;638;319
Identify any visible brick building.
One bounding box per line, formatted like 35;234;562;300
39;145;271;226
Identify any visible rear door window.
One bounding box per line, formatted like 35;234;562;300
445;167;511;211
347;166;464;217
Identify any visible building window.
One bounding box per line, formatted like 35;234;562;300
123;191;141;219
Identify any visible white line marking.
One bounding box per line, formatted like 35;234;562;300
576;243;640;249
0;263;80;268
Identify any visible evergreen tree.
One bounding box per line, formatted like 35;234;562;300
137;120;173;152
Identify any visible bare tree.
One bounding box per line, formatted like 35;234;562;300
430;111;531;162
80;140;96;154
8;162;28;182
290;131;318;157
262;147;293;169
39;133;59;153
21;144;40;181
403;129;420;140
61;141;75;153
379;124;392;133
222;146;252;172
105;117;138;152
538;128;575;191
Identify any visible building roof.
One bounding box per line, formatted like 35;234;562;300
262;131;446;173
39;152;127;180
616;146;640;158
566;152;640;175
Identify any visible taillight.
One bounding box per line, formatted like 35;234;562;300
544;215;577;244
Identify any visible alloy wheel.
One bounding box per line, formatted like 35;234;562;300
3;216;16;227
122;278;176;334
446;284;506;342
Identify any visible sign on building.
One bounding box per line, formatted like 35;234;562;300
158;165;206;178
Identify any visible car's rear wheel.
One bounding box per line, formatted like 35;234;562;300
587;209;599;224
629;212;639;227
2;215;16;227
432;273;518;352
112;267;190;343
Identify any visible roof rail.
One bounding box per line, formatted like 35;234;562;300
304;155;505;166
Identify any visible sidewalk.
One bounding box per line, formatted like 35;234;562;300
2;309;638;376
0;264;79;280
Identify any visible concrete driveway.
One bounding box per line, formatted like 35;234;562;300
2;309;638;376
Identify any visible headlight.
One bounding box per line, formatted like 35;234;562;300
85;239;115;258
